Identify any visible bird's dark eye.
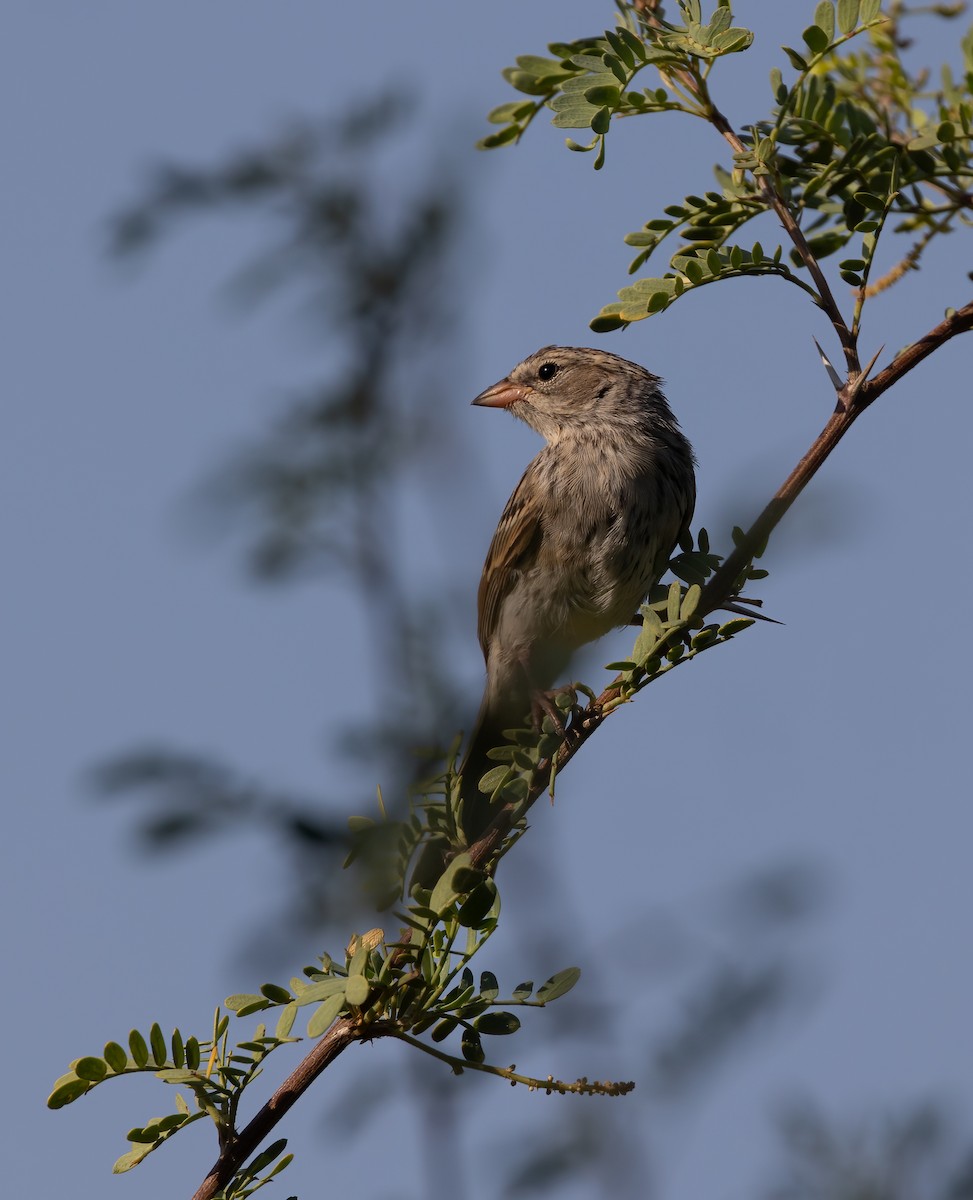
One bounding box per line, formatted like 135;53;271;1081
538;362;558;381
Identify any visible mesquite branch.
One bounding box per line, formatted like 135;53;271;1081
191;1020;364;1200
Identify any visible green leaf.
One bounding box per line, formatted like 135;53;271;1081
47;1074;91;1109
691;626;720;649
684;258;704;284
604;28;636;69
113;1143;158;1173
345;975;371;1008
479;972;500;1002
260;983;293;1005
854;190;885;211
461;1028;485;1063
680;584;702;619
75;1055;108;1082
170;1029;185;1069
860;0;881;19
268;1153;295;1181
275;1003;298;1040
453;865;486;893
719;617;756;637
347;940;370;979
185;1037;201;1070
226;993;270;1017
515;54;569;76
667;580;682;624
431;1016;459;1043
837;0;860;33
129;1029;149;1069
294;978;348;1007
782;46;809;71
477;125;521;151
536;967;581;1002
155;1068;202;1085
803;230;851;260
709;6;732;37
476;765;511;794
475;1011;521;1036
603;54;628;84
803;25;830;55
125;1125;158;1144
486;100;534;126
590;310;628;333
617;26;647;62
718;27;754;54
584;84;620;107
457;879;500;929
513;981;534;1000
430;851;475;914
814;1;836;40
246;1138;289;1179
502;68;553;98
104;1041;129;1073
307;990;346;1038
591;106;612;135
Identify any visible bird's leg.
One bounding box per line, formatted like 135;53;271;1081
514;656;571;736
529;685;568;736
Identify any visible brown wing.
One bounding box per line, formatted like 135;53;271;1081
477;463;544;658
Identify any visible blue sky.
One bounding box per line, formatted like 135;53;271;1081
5;4;973;1198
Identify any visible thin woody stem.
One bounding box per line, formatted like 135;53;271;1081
634;5;860;372
705;106;861;376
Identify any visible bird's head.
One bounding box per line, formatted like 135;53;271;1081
472;345;667;441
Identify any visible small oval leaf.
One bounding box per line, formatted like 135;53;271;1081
307;990;346;1038
345;975;371;1008
75;1056;108;1082
536;967;581;1003
104;1042;129;1074
129;1030;149;1069
474;1011;521;1036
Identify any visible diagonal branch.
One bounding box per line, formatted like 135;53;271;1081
191;1018;368;1200
857;298;973;410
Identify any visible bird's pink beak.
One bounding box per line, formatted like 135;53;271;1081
471;379;533;409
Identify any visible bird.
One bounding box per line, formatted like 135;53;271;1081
460;345;696;840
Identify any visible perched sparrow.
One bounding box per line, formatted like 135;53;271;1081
461;345;696;839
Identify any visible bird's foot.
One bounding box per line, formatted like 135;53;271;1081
533;684;591;742
531;686;570;736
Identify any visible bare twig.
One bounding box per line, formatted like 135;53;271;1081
857;298;973;410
